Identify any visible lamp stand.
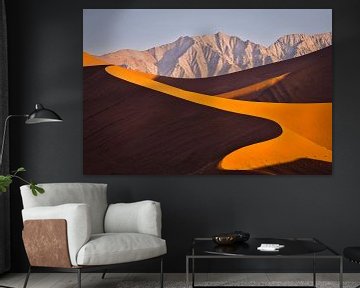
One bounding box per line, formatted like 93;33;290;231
0;114;27;168
0;105;62;288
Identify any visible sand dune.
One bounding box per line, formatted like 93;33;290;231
215;73;289;99
106;65;331;147
154;46;332;103
242;48;332;103
83;66;281;175
83;52;158;80
105;64;331;171
220;128;330;171
83;52;109;66
253;159;332;175
83;47;332;174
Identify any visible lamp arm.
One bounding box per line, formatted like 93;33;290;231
0;114;28;169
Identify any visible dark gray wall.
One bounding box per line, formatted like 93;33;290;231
5;0;360;273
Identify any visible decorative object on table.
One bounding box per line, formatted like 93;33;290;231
233;230;250;242
20;183;166;288
213;233;238;245
0;103;63;194
212;230;250;245
257;243;285;252
83;9;332;175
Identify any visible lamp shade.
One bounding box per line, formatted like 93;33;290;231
25;104;63;124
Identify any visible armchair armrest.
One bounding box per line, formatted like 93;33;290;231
104;200;162;237
22;203;91;266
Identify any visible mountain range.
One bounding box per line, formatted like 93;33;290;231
96;32;332;78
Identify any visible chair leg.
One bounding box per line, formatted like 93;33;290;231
77;269;81;288
160;257;164;288
23;266;31;288
101;270;107;279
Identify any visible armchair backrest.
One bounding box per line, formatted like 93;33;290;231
20;183;108;234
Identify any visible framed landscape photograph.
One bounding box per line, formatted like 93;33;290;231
83;9;332;175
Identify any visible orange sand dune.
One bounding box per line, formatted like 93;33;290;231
219;128;330;170
105;65;331;171
83;52;157;79
215;73;289;99
83;66;282;175
83;52;109;66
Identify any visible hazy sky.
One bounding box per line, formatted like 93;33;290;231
83;9;332;55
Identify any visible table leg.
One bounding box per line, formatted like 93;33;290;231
339;257;343;288
186;257;189;288
192;257;195;288
192;247;195;288
313;254;316;287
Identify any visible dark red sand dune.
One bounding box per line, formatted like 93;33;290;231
155;46;332;103
83;66;282;175
198;159;331;175
254;159;332;175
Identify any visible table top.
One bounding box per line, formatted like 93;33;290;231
190;237;340;258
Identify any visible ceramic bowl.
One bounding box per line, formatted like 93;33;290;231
212;234;238;245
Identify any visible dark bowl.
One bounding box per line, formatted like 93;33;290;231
212;231;250;246
212;234;238;245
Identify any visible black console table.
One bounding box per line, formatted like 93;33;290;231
186;237;343;288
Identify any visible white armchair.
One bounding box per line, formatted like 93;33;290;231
20;183;166;288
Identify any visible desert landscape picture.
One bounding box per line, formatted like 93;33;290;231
83;9;332;175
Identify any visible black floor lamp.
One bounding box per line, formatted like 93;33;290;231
0;103;62;288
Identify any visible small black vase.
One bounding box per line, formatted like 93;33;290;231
233;230;250;242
